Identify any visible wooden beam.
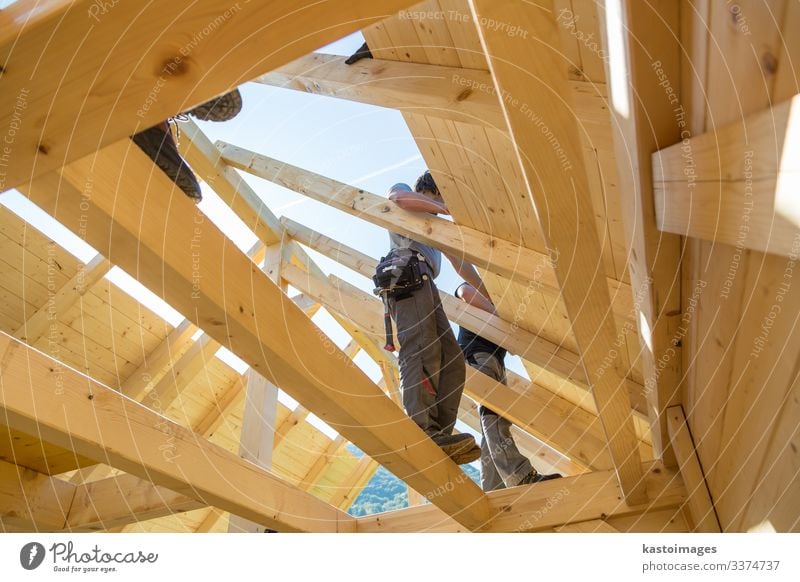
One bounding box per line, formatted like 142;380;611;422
600;0;684;463
256;53;611;133
228;243;282;534
470;0;645;502
283;216;645;402
654;95;800;259
13;254;111;345
66;473;202;532
666;406;721;532
0;332;354;532
357;461;685;532
0;459;73;531
23;142;491;530
0;0;418;191
177;119;283;245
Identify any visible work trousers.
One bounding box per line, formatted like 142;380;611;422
468;352;533;490
389;269;465;437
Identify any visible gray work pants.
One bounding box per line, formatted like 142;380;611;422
389;268;465;437
468;352;533;490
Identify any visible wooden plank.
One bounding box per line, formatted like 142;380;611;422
357;461;685;532
177;119;283;245
220;143;635;320
256;53;610;132
470;0;644;502
654;95;800;259
23;142;491;530
0;332;354;532
666;406;721;532
66;473;202;531
599;0;684;463
0;0;418;191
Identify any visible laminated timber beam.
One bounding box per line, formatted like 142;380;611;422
600;0;684;464
255;53;611;132
653;94;800;259
282;216;647;411
357;461;686;533
22;141;491;530
469;0;645;503
0;332;354;532
0;0;418;191
281;262;652;470
216;142;636;326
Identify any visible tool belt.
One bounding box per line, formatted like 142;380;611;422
372;249;428;300
373;249;429;352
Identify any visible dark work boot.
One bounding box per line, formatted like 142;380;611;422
517;470;563;485
131;121;202;201
187;88;242;122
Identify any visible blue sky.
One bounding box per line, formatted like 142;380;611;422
1;24;531;445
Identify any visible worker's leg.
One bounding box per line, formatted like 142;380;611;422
431;285;466;435
390;277;443;436
470;352;534;487
480;430;505;491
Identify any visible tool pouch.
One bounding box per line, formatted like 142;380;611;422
373;250;426;300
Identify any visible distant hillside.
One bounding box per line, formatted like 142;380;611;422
346;445;481;517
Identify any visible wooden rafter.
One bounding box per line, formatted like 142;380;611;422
599;0;684;463
255;52;610;133
469;0;645;502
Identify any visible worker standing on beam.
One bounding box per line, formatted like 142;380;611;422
374;171;485;464
455;282;563;489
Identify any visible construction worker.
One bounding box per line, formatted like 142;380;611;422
455;282;563;489
381;171;486;464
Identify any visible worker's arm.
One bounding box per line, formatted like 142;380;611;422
389;189;449;215
445;253;490;298
455;283;496;315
